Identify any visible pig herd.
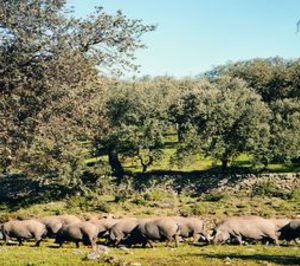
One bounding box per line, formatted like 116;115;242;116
0;214;299;249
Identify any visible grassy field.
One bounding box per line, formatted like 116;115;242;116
0;241;299;266
0;187;299;221
1;135;299;265
87;149;300;174
0;189;298;265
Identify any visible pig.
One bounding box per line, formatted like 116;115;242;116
90;218;120;237
212;216;279;245
1;220;47;246
109;218;139;246
38;214;81;237
269;218;291;230
127;217;180;248
57;214;82;224
172;217;208;243
55;221;98;249
278;219;300;245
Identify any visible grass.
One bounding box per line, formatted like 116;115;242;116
1;191;298;222
1;134;299;265
86;145;300;174
0;241;298;266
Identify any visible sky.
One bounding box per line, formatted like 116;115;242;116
67;0;300;77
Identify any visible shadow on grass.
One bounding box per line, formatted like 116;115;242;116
0;174;70;212
48;245;61;249
194;253;300;266
132;166;253;193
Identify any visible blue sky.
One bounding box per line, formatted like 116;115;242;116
68;0;300;77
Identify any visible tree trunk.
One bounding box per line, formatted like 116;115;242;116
221;158;228;173
2;157;12;176
108;150;124;178
177;124;185;142
139;154;154;173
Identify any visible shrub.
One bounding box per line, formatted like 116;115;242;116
288;188;300;201
179;203;207;216
114;181;135;203
191;203;207;215
65;194;112;212
131;194;147;206
65;196;89;210
143;187;169;202
203;191;230;202
252;180;289;199
179;206;193;217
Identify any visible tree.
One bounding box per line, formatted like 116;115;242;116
94;81;167;177
167;78;202;142
206;58;300;103
269;99;300;163
0;1;154;188
177;76;271;172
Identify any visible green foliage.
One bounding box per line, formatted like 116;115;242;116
65;194;112;213
94;80;171;176
172;76;271;171
269;99;300;162
114;180;136;202
207;58;300;102
206;58;300;164
203;191;230;202
0;1;154;188
180;203;207;216
251;180;290;199
1;1;299;207
288;188;300;201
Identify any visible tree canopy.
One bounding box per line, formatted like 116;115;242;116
1;1;300;193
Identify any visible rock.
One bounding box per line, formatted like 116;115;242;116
260;262;270;266
130;263;142;266
224;257;231;264
87;251;101;260
97;245;110;253
119;246;133;254
72;250;84;254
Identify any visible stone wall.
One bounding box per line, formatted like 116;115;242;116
212;173;300;194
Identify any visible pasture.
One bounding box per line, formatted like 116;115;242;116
0;242;299;266
1;1;300;266
0;191;298;266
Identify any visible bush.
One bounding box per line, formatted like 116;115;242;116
114;181;135;203
143;187;172;202
65;194;112;213
288;188;300;201
179;206;193;217
191;203;207;215
179;203;206;216
202;191;230;202
131;194;148;206
252;180;289;199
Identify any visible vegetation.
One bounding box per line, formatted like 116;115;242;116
0;243;299;266
0;2;299;265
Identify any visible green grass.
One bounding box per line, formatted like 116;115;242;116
2;135;299;265
1;191;298;222
0;242;299;266
86;147;300;174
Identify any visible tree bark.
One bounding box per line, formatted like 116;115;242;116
177;124;185;142
108;150;124;178
139;154;154;173
221;158;228;173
